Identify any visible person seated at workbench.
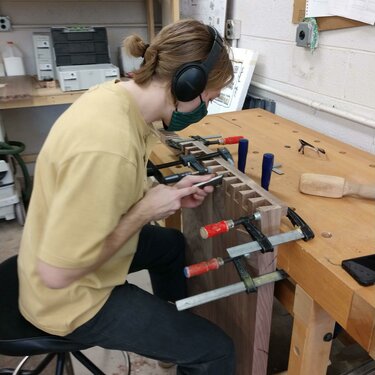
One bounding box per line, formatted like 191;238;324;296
17;19;235;374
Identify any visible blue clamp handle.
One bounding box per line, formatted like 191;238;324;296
237;138;249;173
261;153;274;191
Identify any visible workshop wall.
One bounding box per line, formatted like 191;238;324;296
0;0;161;160
227;0;375;154
1;0;374;160
0;0;159;72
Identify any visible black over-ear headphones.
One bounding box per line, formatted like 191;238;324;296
172;26;224;102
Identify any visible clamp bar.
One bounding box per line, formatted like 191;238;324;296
166;135;243;150
147;160;208;184
227;229;304;258
166;135;222;150
147;147;233;173
176;270;287;311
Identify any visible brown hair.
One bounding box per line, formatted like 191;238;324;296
123;19;233;95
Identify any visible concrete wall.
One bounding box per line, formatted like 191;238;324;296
227;0;375;154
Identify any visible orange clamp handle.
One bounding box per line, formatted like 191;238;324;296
223;136;244;145
200;220;231;239
184;258;221;278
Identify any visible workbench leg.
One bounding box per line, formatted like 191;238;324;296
287;285;335;375
146;0;155;41
171;0;180;22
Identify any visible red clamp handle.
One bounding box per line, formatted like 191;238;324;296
222;136;244;145
184;258;222;278
200;220;231;239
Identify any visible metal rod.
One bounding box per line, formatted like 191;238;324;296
153;151;221;169
176;270;286;311
227;229;304;258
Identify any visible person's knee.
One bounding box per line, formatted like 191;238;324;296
216;334;235;374
217;332;235;361
198;332;235;374
202;326;235;362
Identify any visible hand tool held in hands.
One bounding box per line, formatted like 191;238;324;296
194;174;223;188
299;173;375;199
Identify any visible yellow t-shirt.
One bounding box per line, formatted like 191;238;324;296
18;81;158;335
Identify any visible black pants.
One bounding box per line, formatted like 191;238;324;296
66;224;235;375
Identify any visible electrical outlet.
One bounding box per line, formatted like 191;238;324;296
226;19;241;40
296;22;313;48
0;16;11;32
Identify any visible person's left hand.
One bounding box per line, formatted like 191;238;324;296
174;174;215;208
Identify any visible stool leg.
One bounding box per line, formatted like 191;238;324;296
12;356;29;375
11;354;56;375
55;353;65;375
71;352;105;375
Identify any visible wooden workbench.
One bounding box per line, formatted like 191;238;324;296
150;108;375;374
0;76;83;110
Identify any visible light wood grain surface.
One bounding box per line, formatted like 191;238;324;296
151;108;375;358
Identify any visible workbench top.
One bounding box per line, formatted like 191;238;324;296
151;108;375;356
0;75;84;109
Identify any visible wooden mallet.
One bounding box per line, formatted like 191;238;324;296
299;173;375;199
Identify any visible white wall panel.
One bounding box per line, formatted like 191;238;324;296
318;26;375;52
238;2;295;42
239;37;293;81
289;46;349;99
345;52;375;108
0;1;149;25
229;0;375;153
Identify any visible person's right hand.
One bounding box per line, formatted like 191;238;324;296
135;183;199;222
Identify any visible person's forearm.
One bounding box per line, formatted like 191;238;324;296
100;201;150;262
